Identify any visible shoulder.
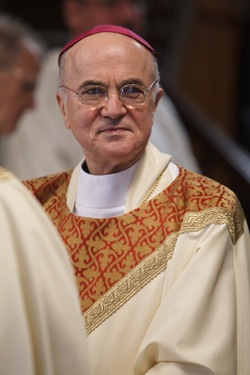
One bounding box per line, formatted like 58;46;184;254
23;170;72;204
0;167;27;200
0;166;13;183
0;167;53;225
174;167;245;244
180;167;237;207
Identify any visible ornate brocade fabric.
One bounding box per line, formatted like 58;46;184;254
23;167;245;333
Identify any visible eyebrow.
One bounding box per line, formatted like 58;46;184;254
76;80;104;91
119;78;145;87
77;78;146;91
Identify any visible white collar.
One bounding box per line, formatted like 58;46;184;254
74;162;138;218
67;143;175;214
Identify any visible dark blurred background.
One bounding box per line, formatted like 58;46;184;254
1;0;250;223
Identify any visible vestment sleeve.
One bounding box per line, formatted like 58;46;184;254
134;221;250;375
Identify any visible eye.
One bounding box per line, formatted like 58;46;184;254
21;81;37;94
121;84;144;98
79;85;106;99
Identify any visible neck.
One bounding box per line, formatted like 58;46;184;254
84;158;141;175
84;150;145;176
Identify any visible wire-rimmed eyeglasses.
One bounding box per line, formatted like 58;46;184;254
59;79;158;109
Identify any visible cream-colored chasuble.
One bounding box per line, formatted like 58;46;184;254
23;144;250;375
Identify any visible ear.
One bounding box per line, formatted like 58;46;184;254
154;87;163;111
150;87;163;123
56;92;71;129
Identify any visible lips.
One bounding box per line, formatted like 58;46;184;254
99;127;129;134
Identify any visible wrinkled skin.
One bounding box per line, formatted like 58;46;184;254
57;33;163;175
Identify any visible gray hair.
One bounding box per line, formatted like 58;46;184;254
0;13;46;71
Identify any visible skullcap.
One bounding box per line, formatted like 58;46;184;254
58;24;157;65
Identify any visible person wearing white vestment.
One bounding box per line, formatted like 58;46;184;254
23;25;250;375
0;167;92;375
1;0;200;179
0;16;91;375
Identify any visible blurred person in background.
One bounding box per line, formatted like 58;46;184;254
1;0;200;179
0;14;91;375
0;13;44;136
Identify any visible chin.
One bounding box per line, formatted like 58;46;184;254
1;123;16;135
8;122;19;135
105;141;133;154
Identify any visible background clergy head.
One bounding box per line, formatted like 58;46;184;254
0;14;45;135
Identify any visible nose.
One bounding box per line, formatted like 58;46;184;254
101;91;127;119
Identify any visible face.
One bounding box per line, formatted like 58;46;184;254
57;33;163;174
0;46;41;135
63;0;146;36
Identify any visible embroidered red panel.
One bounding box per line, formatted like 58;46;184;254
23;167;239;314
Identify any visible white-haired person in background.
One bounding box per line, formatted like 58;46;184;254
0;13;45;136
0;14;91;375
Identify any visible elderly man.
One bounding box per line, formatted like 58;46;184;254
24;25;250;375
0;15;91;375
2;0;200;179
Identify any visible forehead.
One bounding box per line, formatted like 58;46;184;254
65;32;154;81
15;46;41;75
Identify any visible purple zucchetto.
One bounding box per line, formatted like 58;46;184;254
58;24;157;65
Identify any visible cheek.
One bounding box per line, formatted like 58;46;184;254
134;106;154;131
67;108;96;140
4;88;17;103
3;91;19;115
148;99;157;118
63;101;83;128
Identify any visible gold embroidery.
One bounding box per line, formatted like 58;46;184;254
23;166;246;333
66;201;177;313
0;167;12;181
84;232;177;334
180;202;245;245
232;199;245;243
140;167;166;206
